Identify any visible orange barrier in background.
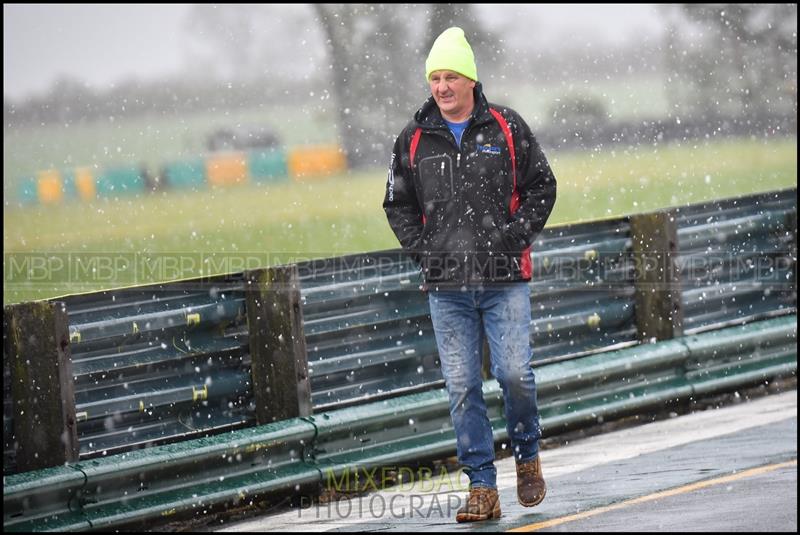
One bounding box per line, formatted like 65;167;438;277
206;152;248;187
75;167;96;201
37;170;63;204
287;145;347;180
18;144;348;205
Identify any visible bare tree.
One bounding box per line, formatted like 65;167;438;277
314;5;427;168
663;4;797;123
314;4;501;169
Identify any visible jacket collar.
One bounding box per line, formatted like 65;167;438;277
414;82;493;131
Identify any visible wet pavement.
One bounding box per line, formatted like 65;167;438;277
216;390;797;532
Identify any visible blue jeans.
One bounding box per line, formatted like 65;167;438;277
428;283;541;489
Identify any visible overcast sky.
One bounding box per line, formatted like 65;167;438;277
3;4;664;101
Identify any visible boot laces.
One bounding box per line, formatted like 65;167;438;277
518;460;540;476
468;487;495;506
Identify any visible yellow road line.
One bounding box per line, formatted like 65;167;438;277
508;459;797;532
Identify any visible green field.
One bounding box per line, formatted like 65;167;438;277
495;75;671;128
3;136;797;304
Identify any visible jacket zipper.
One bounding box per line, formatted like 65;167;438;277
456;131;465;283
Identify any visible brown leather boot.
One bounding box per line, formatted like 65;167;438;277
455;486;502;522
516;455;546;507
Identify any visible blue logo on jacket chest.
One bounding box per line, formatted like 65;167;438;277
478;144;502;155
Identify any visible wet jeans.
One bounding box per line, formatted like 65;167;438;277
428;283;541;489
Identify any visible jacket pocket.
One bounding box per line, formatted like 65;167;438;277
418;154;454;203
498;225;523;256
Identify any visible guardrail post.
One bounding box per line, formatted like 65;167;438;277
245;265;312;423
787;209;797;306
630;210;683;342
3;301;79;472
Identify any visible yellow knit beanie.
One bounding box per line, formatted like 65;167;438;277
425;27;478;82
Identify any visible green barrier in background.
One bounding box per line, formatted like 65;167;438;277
60;169;78;200
16;177;38;205
162;158;207;190
248;148;288;183
95;165;145;197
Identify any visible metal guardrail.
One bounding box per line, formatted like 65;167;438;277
2;275;254;475
66;274;253;456
675;188;796;333
299;216;638;410
297;251;439;409
4;315;796;532
3;188;796;476
531;216;637;361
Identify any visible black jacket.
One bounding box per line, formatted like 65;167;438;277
383;83;557;287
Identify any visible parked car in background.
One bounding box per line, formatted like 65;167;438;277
206;125;281;152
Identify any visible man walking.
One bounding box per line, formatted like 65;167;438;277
383;27;557;522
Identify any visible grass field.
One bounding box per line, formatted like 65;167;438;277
495;75;670;127
3;136;797;304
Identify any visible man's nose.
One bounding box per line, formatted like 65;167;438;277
434;79;449;93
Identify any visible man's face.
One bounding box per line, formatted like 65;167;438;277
429;70;476;119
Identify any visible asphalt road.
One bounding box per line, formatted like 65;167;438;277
515;461;796;532
216;390;797;532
